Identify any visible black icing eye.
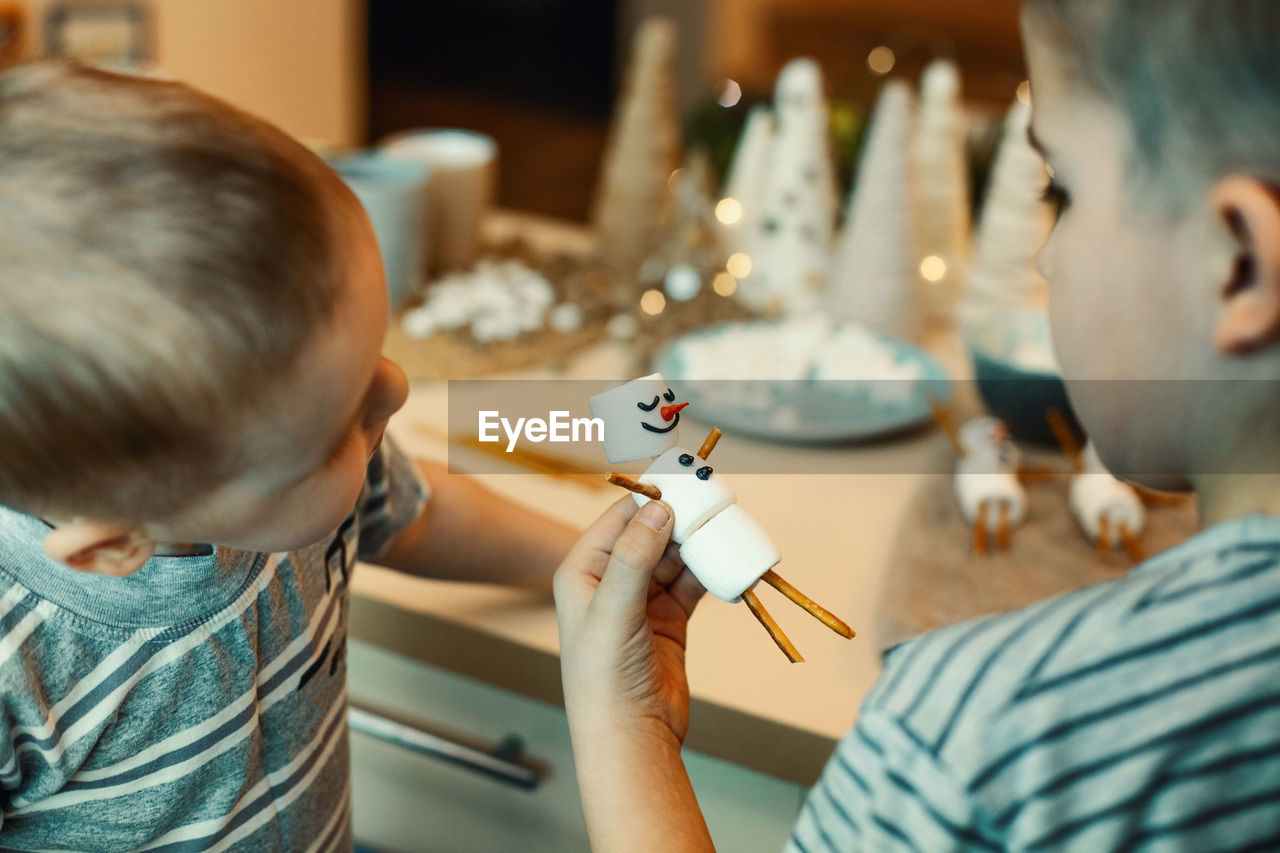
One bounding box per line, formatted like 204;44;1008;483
662;388;675;402
637;396;660;412
678;454;695;467
696;466;712;480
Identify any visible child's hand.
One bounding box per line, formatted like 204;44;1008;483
554;497;706;746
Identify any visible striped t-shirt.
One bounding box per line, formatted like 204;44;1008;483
0;437;427;851
789;514;1280;852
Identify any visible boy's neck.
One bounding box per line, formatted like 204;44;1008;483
1192;474;1280;529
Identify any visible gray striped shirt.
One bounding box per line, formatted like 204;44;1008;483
789;514;1280;852
0;437;427;851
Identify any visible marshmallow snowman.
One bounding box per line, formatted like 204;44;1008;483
1069;442;1145;551
954;416;1028;539
589;373;780;602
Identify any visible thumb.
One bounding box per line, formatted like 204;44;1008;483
591;501;673;620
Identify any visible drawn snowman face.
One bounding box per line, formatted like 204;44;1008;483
589;373;690;464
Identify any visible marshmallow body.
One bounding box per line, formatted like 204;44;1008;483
954;471;1028;532
954;417;1027;532
634;447;735;543
679;504;780;602
1069;444;1145;546
589;373;683;463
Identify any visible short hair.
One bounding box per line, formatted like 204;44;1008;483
0;61;358;522
1024;0;1280;207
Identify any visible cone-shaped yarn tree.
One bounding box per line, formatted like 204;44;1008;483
963;97;1053;320
913;60;972;327
591;17;681;301
736;58;838;315
828;80;921;339
719;105;775;256
640;149;726;299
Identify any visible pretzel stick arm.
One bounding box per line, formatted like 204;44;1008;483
697;427;723;460
997;503;1012;550
1097;514;1111;557
605;473;662;501
974;502;989;556
928;397;966;457
742;589;804;663
1119;524;1144;563
1047;408;1085;472
761;570;855;638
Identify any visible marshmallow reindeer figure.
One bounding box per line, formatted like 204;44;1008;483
589;374;854;662
951;416;1028;555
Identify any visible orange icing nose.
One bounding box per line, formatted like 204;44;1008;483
660;402;689;421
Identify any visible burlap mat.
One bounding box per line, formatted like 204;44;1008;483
875;448;1199;654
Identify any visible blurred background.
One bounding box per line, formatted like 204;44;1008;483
1;0;1025;220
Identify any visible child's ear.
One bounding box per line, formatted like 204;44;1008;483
43;522;156;576
1212;176;1280;355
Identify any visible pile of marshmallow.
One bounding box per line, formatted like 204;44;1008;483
672;317;925;384
401;258;585;342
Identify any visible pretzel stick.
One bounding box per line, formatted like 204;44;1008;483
974;502;989;556
928;397;966;457
605;473;662;501
1134;485;1194;509
1047;408;1084;472
1119;523;1144;563
761;570;855;639
997;503;1011;550
697;427;723;460
1097;514;1111;557
742;589;804;662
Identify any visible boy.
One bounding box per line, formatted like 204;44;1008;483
0;62;575;848
554;1;1280;849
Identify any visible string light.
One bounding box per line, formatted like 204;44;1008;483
867;46;896;76
715;198;743;225
713;272;738;297
726;252;753;278
920;255;948;283
640;289;666;315
717;79;742;108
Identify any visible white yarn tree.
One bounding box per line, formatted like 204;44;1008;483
963;97;1053;320
913;60;972;327
736;58;838;315
827;80;922;339
719;105;775;257
591;17;681;295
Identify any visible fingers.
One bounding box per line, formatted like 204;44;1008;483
591;501;674;621
665;567;707;619
565;496;642;574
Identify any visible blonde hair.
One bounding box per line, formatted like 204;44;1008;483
1025;0;1280;207
0;62;358;522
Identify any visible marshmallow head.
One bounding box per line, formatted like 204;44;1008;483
589;373;688;463
679;504;780;602
634;447;736;543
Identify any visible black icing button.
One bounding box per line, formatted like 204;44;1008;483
696;466;713;480
678;454;695;467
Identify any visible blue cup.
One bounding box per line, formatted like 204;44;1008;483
329;152;430;311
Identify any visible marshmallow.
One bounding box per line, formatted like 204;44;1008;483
954;471;1028;532
1069;443;1145;546
954;416;1027;533
633;447;735;543
588;373;686;463
679;504;780;602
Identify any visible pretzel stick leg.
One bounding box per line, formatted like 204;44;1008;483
1119;524;1144;563
761;570;855;639
997;503;1012;550
1097;514;1111;557
928;397;966;458
741;589;804;663
974;503;989;557
697;427;722;460
605;473;662;501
